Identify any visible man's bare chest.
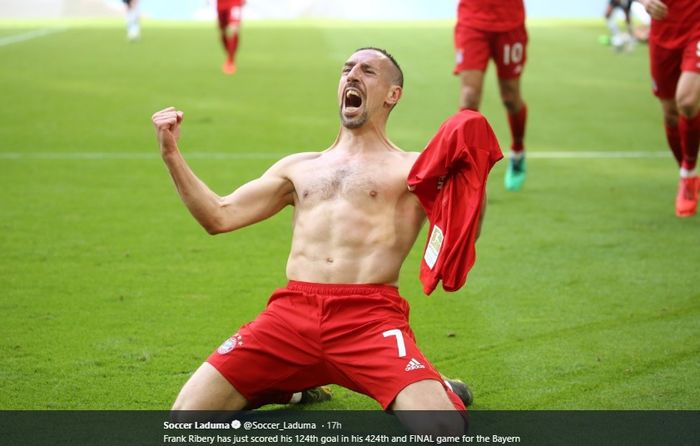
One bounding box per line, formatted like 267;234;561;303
293;161;406;205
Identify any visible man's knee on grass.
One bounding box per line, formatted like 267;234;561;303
391;379;467;436
171;362;247;413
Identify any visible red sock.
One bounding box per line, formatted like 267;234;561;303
664;122;683;166
226;33;239;63
680;113;700;171
507;104;527;153
220;29;228;53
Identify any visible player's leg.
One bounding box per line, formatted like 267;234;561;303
652;40;699;216
287;387;333;405
220;6;242;75
392;379;465;412
380;372;468;436
124;0;140;41
660;98;683;166
459;70;486;110
172;365;331;412
495;26;528;191
251;386;333;407
173;287;328;418
217;10;233;74
604;1;615;20
321;288;468;434
224;21;241;63
392;380;467;436
217;10;228;53
623;2;634;36
674;70;700;216
605;1;620;38
389;359;469;433
172;362;247;414
676;71;700;171
649;41;691;215
498;76;527;150
442;375;474;407
454;26;490;110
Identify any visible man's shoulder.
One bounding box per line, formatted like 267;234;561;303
268;151;322;172
380;150;422;179
402;150;422;163
281;151;323;162
374;147;420;165
386;148;422;165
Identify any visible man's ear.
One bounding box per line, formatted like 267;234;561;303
385;85;403;107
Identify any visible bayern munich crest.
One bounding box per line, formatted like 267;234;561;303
217;333;243;355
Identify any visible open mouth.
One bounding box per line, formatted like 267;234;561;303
343;88;363;114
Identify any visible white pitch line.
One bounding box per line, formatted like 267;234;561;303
0;152;289;160
526;151;669;159
0;151;670;160
0;27;68;48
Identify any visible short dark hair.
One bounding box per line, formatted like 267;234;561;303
355;47;404;87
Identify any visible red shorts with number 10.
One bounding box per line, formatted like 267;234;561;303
649;38;700;99
207;281;464;410
218;6;242;29
454;24;528;79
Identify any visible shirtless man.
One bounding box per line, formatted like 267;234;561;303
152;48;468;432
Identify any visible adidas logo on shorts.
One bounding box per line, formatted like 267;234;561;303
405;357;425;372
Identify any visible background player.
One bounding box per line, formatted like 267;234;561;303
216;0;244;75
454;0;528;191
123;0;140;41
639;0;700;217
604;0;634;51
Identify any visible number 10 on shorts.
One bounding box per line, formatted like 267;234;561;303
383;329;407;358
503;42;523;65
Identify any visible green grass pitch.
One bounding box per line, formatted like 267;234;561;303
0;19;698;410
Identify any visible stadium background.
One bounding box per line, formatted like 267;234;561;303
1;0;698;411
3;0;607;20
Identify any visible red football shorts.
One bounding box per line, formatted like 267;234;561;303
649;38;700;99
207;281;465;410
454;24;528;79
218;6;242;29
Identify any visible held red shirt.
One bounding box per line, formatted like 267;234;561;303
407;110;503;295
457;0;525;32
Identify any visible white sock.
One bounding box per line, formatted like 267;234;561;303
127;9;139;29
510;150;524;161
680;167;697;178
607;17;619;35
289;392;302;404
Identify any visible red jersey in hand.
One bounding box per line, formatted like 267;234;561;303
407;110;503;295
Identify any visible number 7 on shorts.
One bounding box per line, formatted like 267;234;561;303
383;329;407;358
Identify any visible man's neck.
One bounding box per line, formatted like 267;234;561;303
332;122;397;153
